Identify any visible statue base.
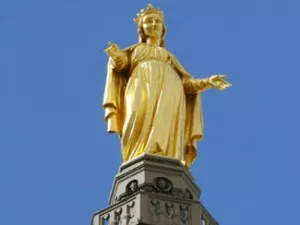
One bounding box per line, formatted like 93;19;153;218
92;154;218;225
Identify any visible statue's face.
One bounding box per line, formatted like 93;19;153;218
142;13;163;39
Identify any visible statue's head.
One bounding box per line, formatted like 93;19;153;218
134;4;167;47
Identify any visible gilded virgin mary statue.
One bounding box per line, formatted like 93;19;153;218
103;4;231;167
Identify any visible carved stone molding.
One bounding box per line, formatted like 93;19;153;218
117;178;195;203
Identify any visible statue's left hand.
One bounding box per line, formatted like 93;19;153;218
208;75;232;91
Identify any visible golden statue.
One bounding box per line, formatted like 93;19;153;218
103;4;231;167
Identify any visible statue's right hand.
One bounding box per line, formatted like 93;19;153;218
105;42;121;56
104;42;127;70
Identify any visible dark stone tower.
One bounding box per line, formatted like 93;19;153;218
92;154;218;225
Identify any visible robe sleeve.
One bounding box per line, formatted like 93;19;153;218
182;77;212;94
102;57;127;135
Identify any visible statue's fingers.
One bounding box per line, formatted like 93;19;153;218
107;44;115;51
108;41;117;46
219;79;230;85
220;84;227;89
218;84;227;91
105;46;112;52
112;44;120;51
215;80;221;86
106;49;115;56
108;41;119;50
104;47;112;55
221;83;231;90
218;74;227;79
217;85;224;91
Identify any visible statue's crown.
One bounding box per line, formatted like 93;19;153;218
134;4;164;24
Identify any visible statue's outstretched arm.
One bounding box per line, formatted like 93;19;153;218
183;75;232;94
170;54;231;94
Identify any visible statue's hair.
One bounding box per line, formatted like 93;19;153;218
137;18;167;48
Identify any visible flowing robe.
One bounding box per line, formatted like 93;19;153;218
103;43;203;167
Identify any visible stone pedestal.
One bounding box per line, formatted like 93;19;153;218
92;154;218;225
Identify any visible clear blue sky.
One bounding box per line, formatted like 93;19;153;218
1;0;299;224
